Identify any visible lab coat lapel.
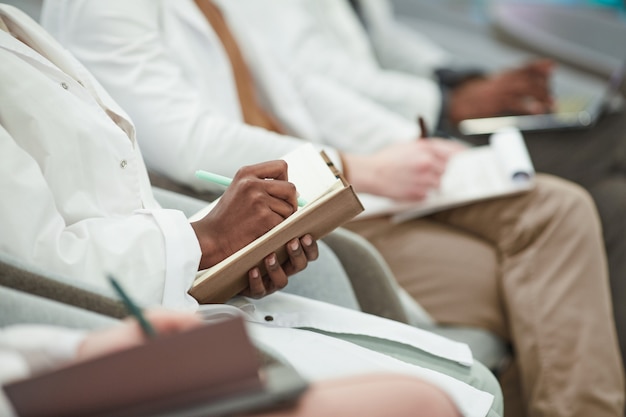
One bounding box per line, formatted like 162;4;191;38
0;4;136;142
213;0;323;142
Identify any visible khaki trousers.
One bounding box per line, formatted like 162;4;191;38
346;174;624;417
464;106;626;372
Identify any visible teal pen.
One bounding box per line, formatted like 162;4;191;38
107;275;157;338
195;170;308;207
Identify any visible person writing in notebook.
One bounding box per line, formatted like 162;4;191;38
0;311;461;417
0;6;317;309
237;0;626;383
40;1;624;416
190;160;316;280
0;6;505;417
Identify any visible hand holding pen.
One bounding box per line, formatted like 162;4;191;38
76;281;202;360
343;116;465;200
190;161;299;268
189;161;319;299
109;275;157;338
195;170;307;207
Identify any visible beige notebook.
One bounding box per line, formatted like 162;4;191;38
357;128;535;223
189;144;364;304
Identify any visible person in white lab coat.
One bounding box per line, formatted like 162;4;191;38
250;0;554;130
214;3;626;415
0;310;459;417
344;0;626;384
0;310;462;417
0;23;316;310
38;1;625;416
0;4;503;416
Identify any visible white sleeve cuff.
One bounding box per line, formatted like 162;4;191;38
149;209;201;310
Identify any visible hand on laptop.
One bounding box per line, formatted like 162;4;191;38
448;58;556;125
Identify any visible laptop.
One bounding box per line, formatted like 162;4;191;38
458;61;625;136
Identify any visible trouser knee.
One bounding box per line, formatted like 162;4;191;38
533;175;601;232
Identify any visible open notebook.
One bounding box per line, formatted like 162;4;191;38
188;144;363;304
3;316;308;417
357;128;535;222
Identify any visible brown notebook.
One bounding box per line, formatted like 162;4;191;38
3;316;308;417
189;145;364;304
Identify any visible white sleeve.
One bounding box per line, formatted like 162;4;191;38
0;123;199;310
41;0;308;186
294;73;419;154
358;0;453;77
224;0;441;129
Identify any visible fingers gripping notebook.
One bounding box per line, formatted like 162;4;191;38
188;144;364;304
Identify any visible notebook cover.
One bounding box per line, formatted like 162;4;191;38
4;317;264;417
189;183;363;304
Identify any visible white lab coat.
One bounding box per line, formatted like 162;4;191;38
355;0;454;76
40;0;420;187
218;0;443;130
40;0;315;190
0;4;201;309
1;6;498;414
230;292;496;417
0;1;462;363
0;304;496;417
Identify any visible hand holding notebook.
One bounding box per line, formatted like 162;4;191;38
190;160;307;272
189;144;363;304
357;128;535;222
4;314;308;417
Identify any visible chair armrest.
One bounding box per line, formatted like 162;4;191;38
322;229;511;372
0;285;118;329
0;252;125;319
322;228;411;323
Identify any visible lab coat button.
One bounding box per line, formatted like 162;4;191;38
120;160;128;169
264;315;274;322
61;82;69;90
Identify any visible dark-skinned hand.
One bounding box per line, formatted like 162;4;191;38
190;160;319;298
448;58;556;125
241;234;318;299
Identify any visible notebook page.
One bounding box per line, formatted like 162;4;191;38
189;145;341;222
490;127;534;184
281;144;343;204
